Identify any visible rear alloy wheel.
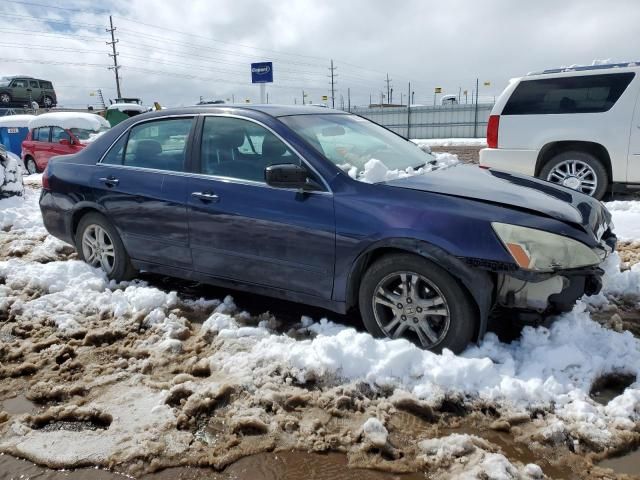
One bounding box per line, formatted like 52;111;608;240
41;96;53;108
359;254;477;354
25;156;38;174
75;213;137;281
0;93;11;105
540;151;608;199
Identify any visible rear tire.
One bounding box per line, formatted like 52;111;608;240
41;96;54;108
75;212;137;281
24;156;38;174
358;253;477;354
539;151;608;200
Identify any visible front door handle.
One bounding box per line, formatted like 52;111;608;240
99;176;119;187
191;191;219;203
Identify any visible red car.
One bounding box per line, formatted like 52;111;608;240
22;126;95;174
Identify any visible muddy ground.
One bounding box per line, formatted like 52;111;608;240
0;186;639;479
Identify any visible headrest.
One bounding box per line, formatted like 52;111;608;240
261;134;288;158
133;139;162;157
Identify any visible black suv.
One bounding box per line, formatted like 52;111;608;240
0;76;57;108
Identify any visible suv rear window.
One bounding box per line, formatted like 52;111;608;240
502;72;635;115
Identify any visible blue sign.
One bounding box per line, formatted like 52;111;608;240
251;62;273;84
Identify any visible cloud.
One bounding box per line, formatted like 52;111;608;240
0;0;638;108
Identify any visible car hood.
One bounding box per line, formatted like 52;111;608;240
384;164;611;239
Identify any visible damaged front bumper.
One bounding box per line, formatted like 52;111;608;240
493;229;615;325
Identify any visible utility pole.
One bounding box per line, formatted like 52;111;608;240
473;77;479;137
329;59;337;108
390;87;394;104
385;73;392;105
106;15;122;99
302;90;305;105
407;82;411;138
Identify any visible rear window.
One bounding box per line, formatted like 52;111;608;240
502;72;635;115
39;81;53;89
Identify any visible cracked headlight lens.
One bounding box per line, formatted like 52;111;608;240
492;222;601;272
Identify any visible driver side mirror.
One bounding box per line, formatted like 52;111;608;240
265;163;321;191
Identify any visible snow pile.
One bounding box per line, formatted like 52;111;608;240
417;434;543;479
412;138;487;147
28;112;110;131
0;114;35;128
361;418;388;447
353;153;459;183
0;187;46;234
605;200;640;241
0;147;23;197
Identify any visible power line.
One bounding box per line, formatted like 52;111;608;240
1;0;110;14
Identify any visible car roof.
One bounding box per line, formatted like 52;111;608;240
526;61;640;77
189;104;348;117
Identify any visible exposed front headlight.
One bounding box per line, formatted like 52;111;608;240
492;222;602;272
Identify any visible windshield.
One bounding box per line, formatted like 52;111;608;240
0;77;10;87
279;114;435;181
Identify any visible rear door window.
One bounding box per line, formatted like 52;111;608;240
104;118;194;172
40;81;53;89
29;80;39;89
502;72;635;115
33;127;49;142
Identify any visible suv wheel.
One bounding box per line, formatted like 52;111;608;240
539;151;608;199
24;156;38;174
75;212;137;281
0;93;11;105
358;253;477;354
41;95;54;108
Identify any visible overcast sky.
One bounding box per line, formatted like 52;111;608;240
1;0;639;109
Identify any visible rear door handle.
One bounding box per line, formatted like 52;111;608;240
99;176;119;187
191;191;219;203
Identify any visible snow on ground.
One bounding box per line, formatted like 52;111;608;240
0;184;639;476
412;138;487;147
605;200;640;241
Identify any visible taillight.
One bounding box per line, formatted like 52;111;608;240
41;169;50;189
487;115;500;149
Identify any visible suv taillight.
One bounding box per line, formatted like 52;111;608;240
42;168;50;190
487;115;500;149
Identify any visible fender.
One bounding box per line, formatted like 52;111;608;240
344;237;494;342
68;201;110;241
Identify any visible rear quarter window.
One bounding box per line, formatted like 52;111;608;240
39;81;53;89
502;72;635;115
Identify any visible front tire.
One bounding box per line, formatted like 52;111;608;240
75;212;137;281
358;254;477;354
539;151;608;200
0;92;11;105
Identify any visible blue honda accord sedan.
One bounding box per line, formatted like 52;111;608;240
39;105;616;353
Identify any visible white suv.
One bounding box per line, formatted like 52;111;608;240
480;62;640;199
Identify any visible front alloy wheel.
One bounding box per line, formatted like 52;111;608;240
0;93;10;104
359;254;477;354
373;272;451;349
81;224;116;274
